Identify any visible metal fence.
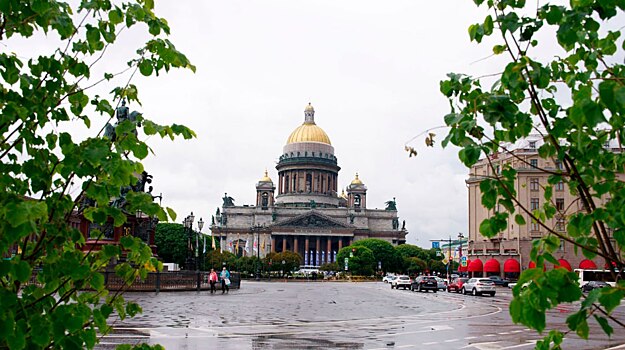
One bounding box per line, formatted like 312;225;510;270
102;270;241;292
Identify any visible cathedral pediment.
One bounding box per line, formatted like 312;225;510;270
272;211;354;229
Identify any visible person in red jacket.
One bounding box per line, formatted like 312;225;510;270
209;269;218;294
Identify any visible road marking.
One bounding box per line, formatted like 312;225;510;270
423;342;439;345
465;336;477;340
498;332;511;335
397;345;413;348
461;341;500;349
510;330;524;333
604;344;625;350
444;338;460;342
485;334;496;337
377;324;453;337
501;340;538;349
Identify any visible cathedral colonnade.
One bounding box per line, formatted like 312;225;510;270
271;234;353;266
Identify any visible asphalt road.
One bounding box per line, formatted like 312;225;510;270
98;281;625;349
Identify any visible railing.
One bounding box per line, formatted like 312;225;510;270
26;270;241;292
106;271;242;292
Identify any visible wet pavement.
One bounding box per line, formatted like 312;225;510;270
99;281;625;349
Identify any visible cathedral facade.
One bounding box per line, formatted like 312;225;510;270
210;104;407;267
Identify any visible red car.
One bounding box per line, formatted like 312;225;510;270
448;277;469;293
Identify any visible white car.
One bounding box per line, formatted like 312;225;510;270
382;275;396;283
391;275;412;290
462;278;496;296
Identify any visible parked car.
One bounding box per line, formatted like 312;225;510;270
488;275;510;287
581;281;610;292
434;277;448;291
448;277;469;293
382;274;396;283
391;275;412;290
411;276;438;293
462;278;496;296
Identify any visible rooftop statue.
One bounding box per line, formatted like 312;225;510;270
385;197;397;211
104;99;142;142
222;193;235;207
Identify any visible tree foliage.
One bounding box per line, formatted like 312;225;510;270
154;223;187;267
439;0;625;345
337;246;375;276
352;238;402;272
0;1;195;349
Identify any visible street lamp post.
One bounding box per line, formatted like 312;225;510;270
197;217;204;291
251;224;263;281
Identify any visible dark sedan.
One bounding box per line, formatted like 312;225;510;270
581;281;610;292
411;276;438;293
488;276;510;287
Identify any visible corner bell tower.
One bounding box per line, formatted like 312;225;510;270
347;173;367;211
256;170;275;210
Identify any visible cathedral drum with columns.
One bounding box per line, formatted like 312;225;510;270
210;103;407;267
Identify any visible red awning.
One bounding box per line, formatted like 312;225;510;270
468;258;483;272
579;259;597;270
555;259;572;271
459;259;471;272
528;261;546;271
503;258;521;273
484;258;501;273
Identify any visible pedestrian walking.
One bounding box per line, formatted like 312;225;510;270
209;268;218;294
220;266;231;294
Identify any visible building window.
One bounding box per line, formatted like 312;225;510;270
529;141;536;149
495;165;500;175
555;160;563;170
531;220;540;231
530;198;539;210
530;178;539;191
530;159;538;168
556;198;564;211
261;192;269;209
556;217;566;231
555;181;564;191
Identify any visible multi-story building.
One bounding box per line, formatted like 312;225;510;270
466;134;614;277
210;103;407;267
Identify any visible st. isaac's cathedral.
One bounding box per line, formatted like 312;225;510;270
210;103;407;267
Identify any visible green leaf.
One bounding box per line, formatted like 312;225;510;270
166;207;177;221
139;59;153;76
594;315;613;337
483;15;494;35
598;287;624;313
458;146;481;167
493;44;507;54
514;214;526;225
12;260;32;283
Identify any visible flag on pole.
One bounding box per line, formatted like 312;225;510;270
261;239;265;251
211;235;216;250
203;235;206;254
253;237;258;254
244;239;249;255
235;240;239;253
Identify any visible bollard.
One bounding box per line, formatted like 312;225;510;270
155;271;161;293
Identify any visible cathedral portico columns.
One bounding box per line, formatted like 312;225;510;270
271;237;276;253
282;236;287;252
294;237;299;255
338;238;343;251
327;239;332;263
315;237;321;265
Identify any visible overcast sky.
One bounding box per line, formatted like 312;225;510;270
11;1;515;247
135;1;503;248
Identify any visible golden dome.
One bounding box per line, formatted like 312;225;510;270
340;189;348;199
305;102;314;112
259;169;272;183
287;124;332;145
351;173;363;185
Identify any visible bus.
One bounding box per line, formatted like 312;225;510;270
574;268;622;287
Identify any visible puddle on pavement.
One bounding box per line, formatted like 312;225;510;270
252;334;363;349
